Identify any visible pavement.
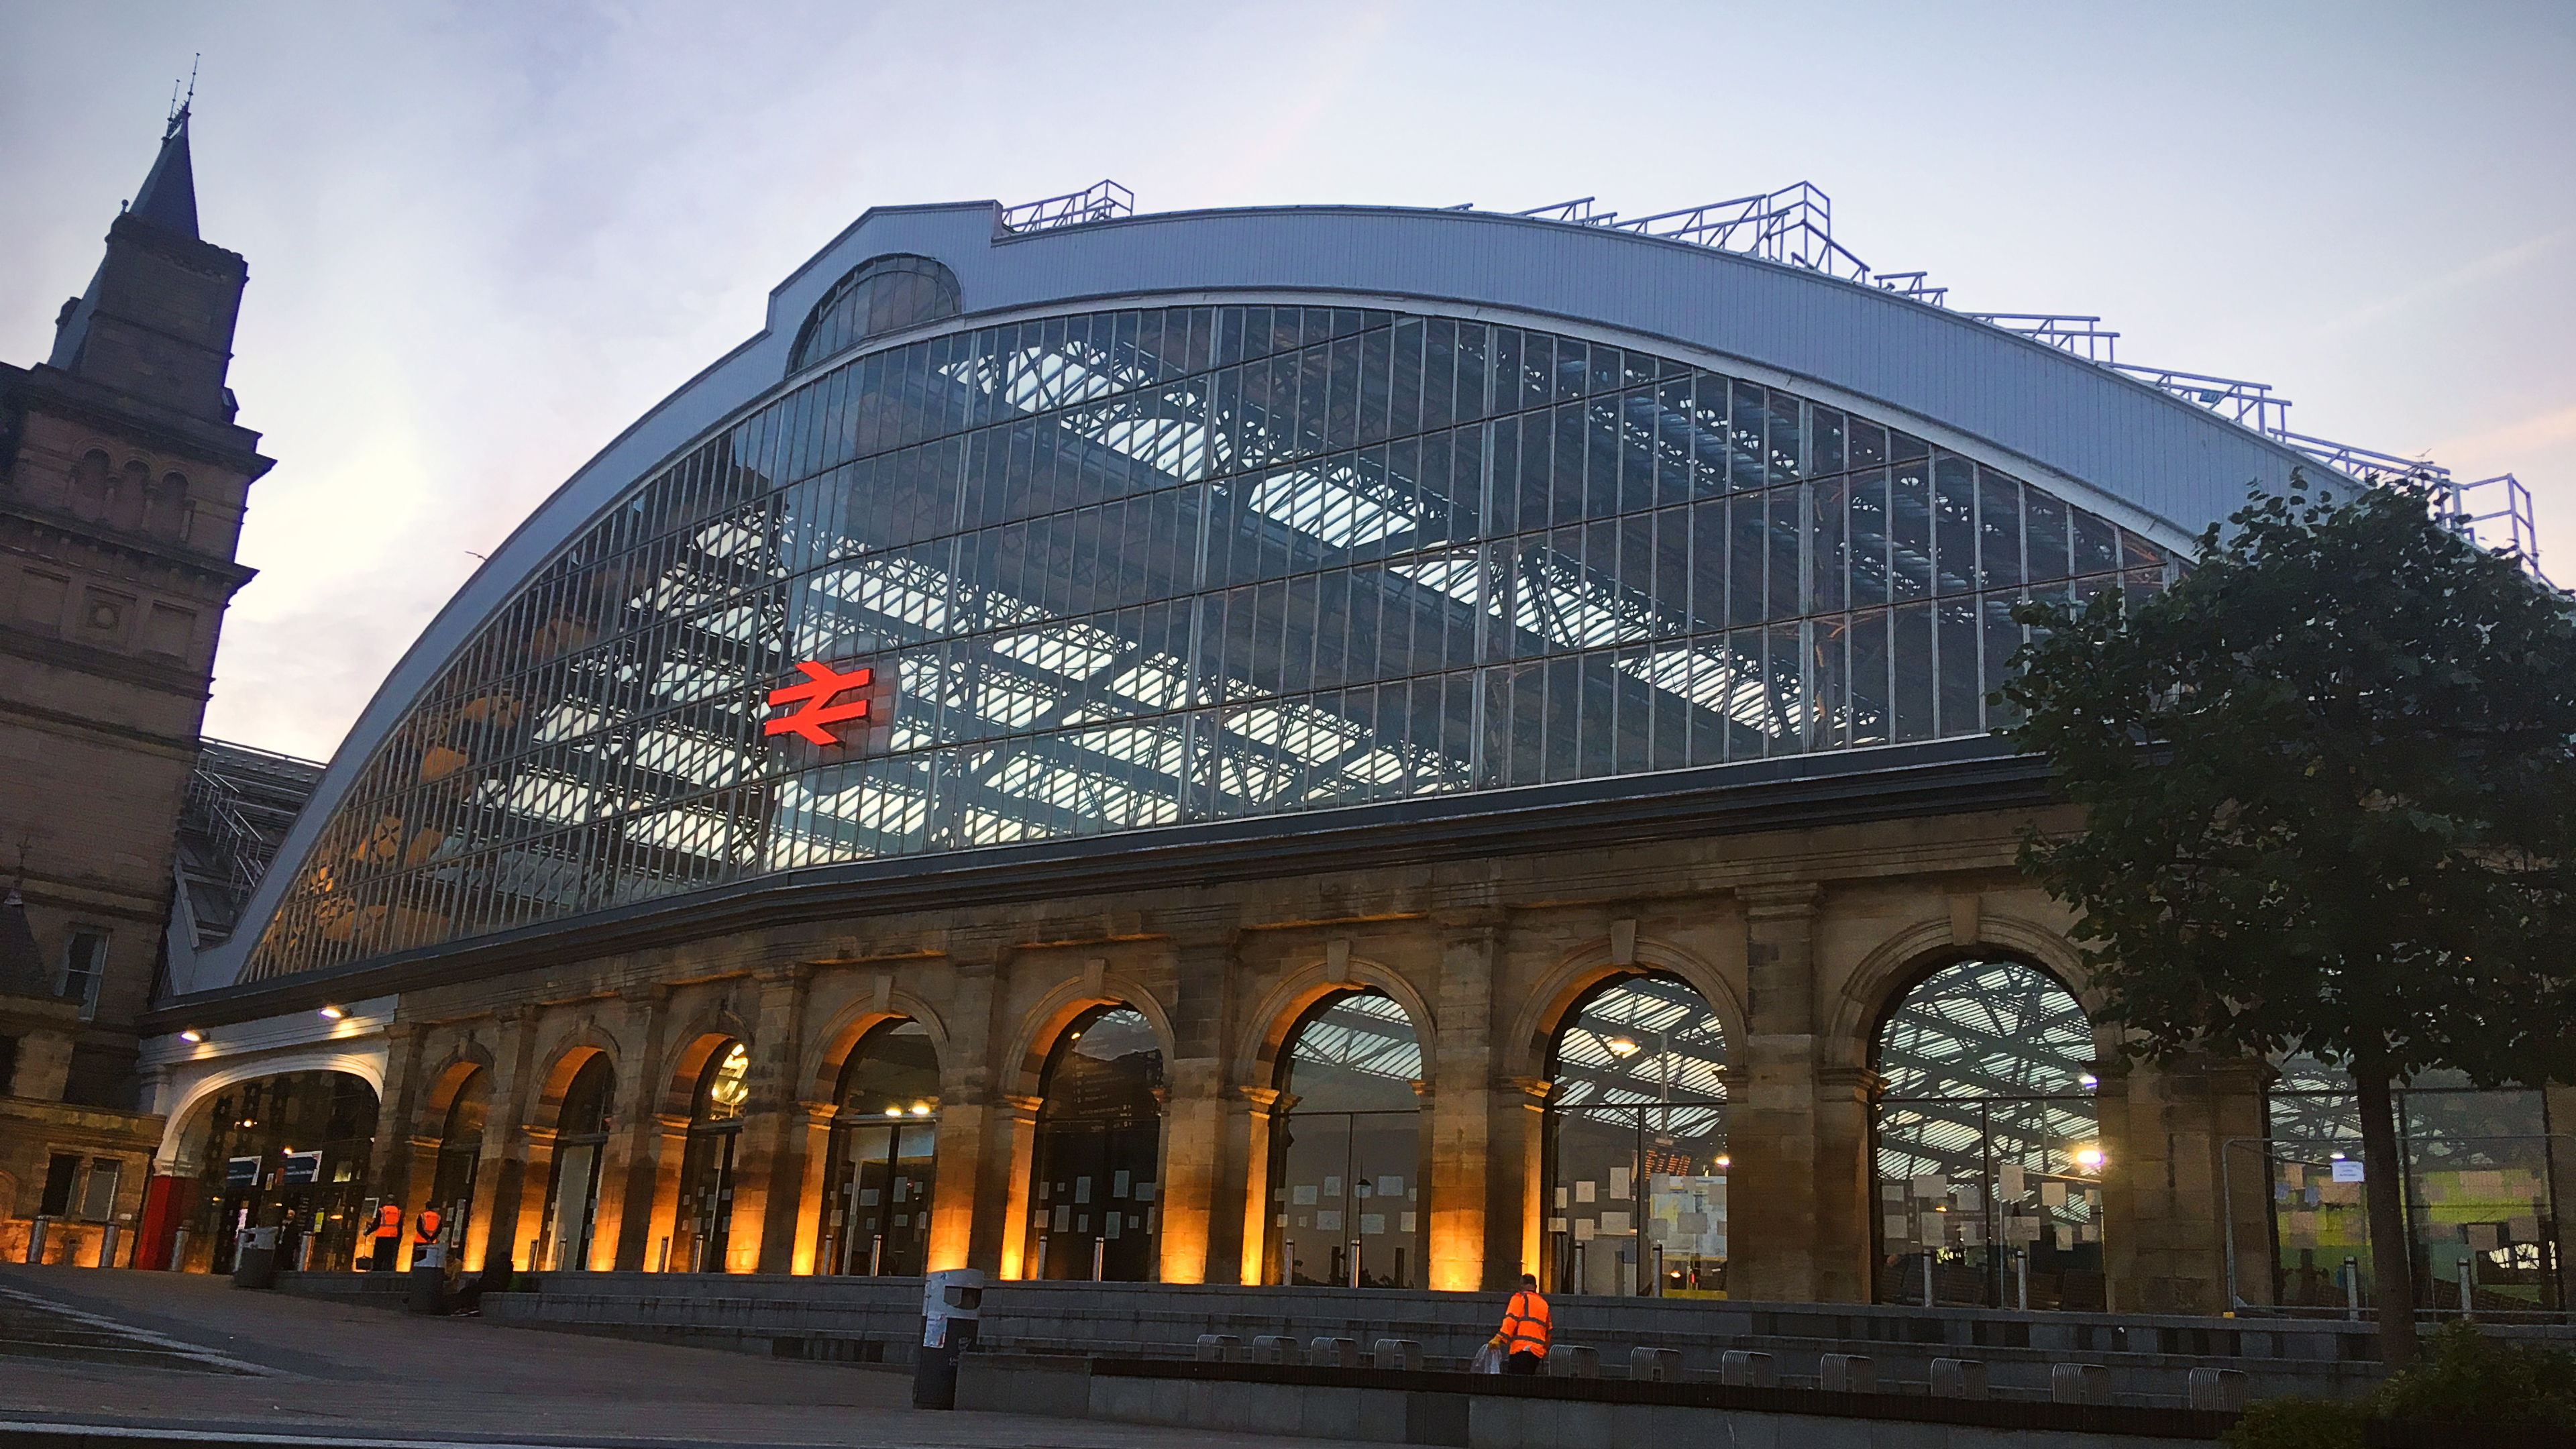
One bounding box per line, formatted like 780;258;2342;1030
0;1265;1369;1449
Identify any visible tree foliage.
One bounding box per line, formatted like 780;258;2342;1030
2002;473;2576;1361
2003;474;2576;1085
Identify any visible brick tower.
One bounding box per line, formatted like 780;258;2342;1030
0;103;271;1263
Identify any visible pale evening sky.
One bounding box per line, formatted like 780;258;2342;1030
3;0;2571;763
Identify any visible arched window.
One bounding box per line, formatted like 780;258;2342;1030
1872;957;2099;1309
1266;991;1423;1288
1028;1006;1161;1281
1544;975;1729;1297
172;1070;378;1275
543;1055;614;1271
677;1041;748;1271
819;1020;941;1276
789;255;961;372
429;1068;488;1260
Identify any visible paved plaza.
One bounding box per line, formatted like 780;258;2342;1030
0;1266;1370;1449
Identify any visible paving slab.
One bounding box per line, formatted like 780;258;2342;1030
0;1267;1369;1449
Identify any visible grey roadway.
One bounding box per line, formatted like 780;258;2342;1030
0;1265;1368;1449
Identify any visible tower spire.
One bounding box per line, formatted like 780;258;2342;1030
129;62;200;238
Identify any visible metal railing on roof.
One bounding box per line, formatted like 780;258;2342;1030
1000;180;1134;233
983;175;2548;582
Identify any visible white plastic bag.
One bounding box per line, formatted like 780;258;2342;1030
1470;1343;1503;1375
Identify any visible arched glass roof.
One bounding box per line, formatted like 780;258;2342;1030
241;303;2173;981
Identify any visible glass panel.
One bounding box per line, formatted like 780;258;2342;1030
1875;959;2100;1309
1546;976;1728;1297
246;306;2170;981
1031;1006;1163;1281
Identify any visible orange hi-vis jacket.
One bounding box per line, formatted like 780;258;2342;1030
372;1203;403;1240
1499;1289;1552;1356
413;1209;443;1245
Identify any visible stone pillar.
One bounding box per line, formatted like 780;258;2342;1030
987;1093;1042;1277
1427;910;1505;1290
514;1124;560;1269
938;943;1018;1276
464;1006;537;1273
1492;1075;1550;1289
1159;928;1240;1285
1813;1064;1880;1304
366;1022;427;1267
2098;1053;2271;1314
608;984;672;1269
738;963;813;1274
1234;1085;1284;1285
641;1114;689;1271
785;1099;838;1274
1731;883;1867;1303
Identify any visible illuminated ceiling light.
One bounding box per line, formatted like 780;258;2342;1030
1605;1035;1641;1059
179;1028;205;1043
910;1104;931;1116
1715;1155;1731;1169
883;1106;904;1118
2078;1074;2098;1087
2074;1146;2106;1169
2329;1151;2347;1161
317;1004;346;1020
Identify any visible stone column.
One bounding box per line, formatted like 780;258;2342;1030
608;983;672;1269
987;1093;1043;1277
366;1022;428;1267
515;1124;560;1269
2100;1054;2286;1314
1491;1075;1551;1288
464;1006;537;1273
1234;1085;1284;1285
937;942;1017;1276
1427;910;1504;1290
1158;927;1240;1285
1731;883;1868;1303
739;963;814;1274
785;1099;839;1275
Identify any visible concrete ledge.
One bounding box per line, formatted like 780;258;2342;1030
268;1272;413;1310
1063;1356;2236;1446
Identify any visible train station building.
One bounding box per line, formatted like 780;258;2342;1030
11;133;2558;1317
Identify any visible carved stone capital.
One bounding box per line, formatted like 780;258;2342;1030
1498;1074;1553;1104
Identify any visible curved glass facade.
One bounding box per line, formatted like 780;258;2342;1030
248;303;2175;980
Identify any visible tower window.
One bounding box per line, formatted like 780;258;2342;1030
61;930;108;1020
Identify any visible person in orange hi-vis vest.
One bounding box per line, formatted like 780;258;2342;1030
1489;1273;1551;1375
413;1208;443;1249
368;1201;404;1271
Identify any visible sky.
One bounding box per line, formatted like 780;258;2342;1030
4;0;2571;764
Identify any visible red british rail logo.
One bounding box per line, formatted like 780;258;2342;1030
765;661;874;746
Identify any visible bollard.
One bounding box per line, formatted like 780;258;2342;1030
1308;1336;1361;1368
1929;1358;1988;1400
1252;1334;1303;1365
1373;1339;1422;1371
1546;1344;1600;1378
1819;1353;1875;1394
25;1216;48;1265
1720;1349;1776;1388
1628;1347;1679;1381
2343;1256;2361;1321
168;1226;191;1271
97;1223;121;1269
2188;1366;2248;1411
2051;1362;2110;1405
231;1226;278;1289
1195;1334;1242;1362
912;1267;983;1409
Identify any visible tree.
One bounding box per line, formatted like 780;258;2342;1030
2002;473;2576;1365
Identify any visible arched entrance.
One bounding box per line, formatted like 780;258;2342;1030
170;1071;378;1273
818;1020;940;1276
1544;975;1729;1297
540;1055;613;1271
677;1042;749;1271
1872;956;2101;1309
427;1069;488;1260
1265;991;1423;1288
1028;1006;1162;1281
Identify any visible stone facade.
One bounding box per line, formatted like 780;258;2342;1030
288;798;2267;1312
0;110;270;1256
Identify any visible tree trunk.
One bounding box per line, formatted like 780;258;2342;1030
2353;1063;2418;1366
